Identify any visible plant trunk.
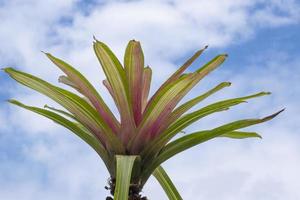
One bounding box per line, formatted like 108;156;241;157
105;178;148;200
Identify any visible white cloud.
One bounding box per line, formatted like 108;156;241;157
0;0;300;199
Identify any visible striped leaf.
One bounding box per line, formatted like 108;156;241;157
45;53;120;134
141;67;152;113
114;155;138;200
4;67;124;153
141;92;270;162
58;75;79;90
146;46;208;109
93;40;136;145
124;40;144;125
142;109;284;181
8;99;114;173
156;82;231;134
130;73;195;153
44;104;77;121
153;166;183;200
219;131;262;139
140;55;228;147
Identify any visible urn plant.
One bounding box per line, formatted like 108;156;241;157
3;38;283;200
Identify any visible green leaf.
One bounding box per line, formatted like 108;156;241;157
93;40;136;144
171;82;231;119
141;92;270;162
8;99;115;173
153;166;183;200
124;40;144;125
135;55;228;153
138;47;211;135
141;66;152;112
114;155;138;200
196;54;227;74
43;104;98;139
159;46;207;90
44;104;77;121
156;82;231;135
143;109;284;180
45;53;120;134
130;73;195;153
219;131;262;139
4;67;124;153
58;75;80;90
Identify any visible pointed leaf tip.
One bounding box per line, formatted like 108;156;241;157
263;108;285;120
220;131;263;139
6;99;14;103
257;91;271;95
2;67;11;72
222;82;231;86
93;35;99;42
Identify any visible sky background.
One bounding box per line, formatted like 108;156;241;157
0;0;300;199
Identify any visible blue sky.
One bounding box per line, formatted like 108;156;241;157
0;0;300;199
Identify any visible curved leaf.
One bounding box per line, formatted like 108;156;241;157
136;55;228;152
44;104;77;121
4;67;124;153
8;99;114;173
141;92;271;164
157;82;231;134
153;166;183;200
58;75;79;90
146;46;208;110
45;53;120;134
94;40;136;145
130;73;195;153
220;131;262;139
143;109;284;180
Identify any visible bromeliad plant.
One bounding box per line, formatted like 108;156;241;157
4;39;282;200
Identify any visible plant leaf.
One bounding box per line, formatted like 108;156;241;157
44;104;77;121
139;47;208;133
137;55;228;149
141;92;271;164
124;40;144;125
8;99;114;173
157;82;231;134
143;109;284;180
130;73;195;153
114;155;138;200
219;131;262;139
43;105;97;138
93;40;136;145
58;75;80;90
153;166;183;200
3;67;124;153
141;66;152;113
45;53;120;134
171;82;231;120
103;79;117;105
148;46;207;104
